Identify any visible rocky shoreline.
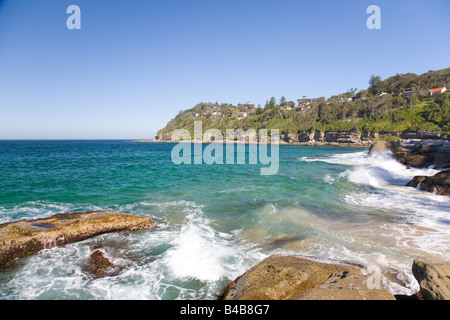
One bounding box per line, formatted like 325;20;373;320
133;139;370;147
369;139;450;196
369;139;450;168
136;131;450;150
150;130;447;145
1;211;448;300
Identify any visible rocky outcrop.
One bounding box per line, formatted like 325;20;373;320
314;131;325;143
399;132;443;140
368;140;395;154
325;132;362;144
406;169;450;196
218;255;395;300
369;139;450;168
155;132;172;141
412;261;450;300
0;211;157;268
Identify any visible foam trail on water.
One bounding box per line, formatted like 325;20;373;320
0;201;103;224
300;151;369;166
163;207;234;282
302;150;439;186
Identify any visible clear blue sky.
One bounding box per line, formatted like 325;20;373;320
0;0;449;139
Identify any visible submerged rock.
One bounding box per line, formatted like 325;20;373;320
84;249;124;278
0;211;157;268
412;260;450;300
218;254;395;300
406;169;450;196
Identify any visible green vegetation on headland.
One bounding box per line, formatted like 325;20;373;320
156;68;450;140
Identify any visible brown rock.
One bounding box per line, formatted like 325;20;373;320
412;260;450;300
369;139;450;168
406;176;427;188
0;211;157;268
314;131;325;142
325;132;362;144
293;270;396;300
368;141;396;155
406;169;450;196
218;255;395;300
84;249;123;278
426;169;450;185
403;154;429;167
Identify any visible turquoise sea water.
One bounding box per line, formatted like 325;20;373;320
0;140;449;299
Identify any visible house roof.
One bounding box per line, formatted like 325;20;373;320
428;87;446;93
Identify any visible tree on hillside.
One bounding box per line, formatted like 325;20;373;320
409;93;419;107
269;97;277;108
347;88;358;96
369;74;382;88
369;74;384;95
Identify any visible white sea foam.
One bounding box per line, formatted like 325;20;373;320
300;149;449;294
303;150;439;187
0;201;103;224
162;207;232;281
345;152;438;187
300;151;369;166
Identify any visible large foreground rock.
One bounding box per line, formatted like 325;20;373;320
218;255;395;300
412;261;450;300
0;211;157;268
406;169;450;196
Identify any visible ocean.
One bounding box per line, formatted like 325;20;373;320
0;140;448;299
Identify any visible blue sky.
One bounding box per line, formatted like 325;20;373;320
0;0;449;139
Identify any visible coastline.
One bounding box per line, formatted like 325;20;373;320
132;139;371;148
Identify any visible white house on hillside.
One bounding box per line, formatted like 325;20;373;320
428;87;447;97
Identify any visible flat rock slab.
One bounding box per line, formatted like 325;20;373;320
218;254;395;300
0;211;157;268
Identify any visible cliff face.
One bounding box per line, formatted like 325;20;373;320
156;129;445;146
280;131;444;144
